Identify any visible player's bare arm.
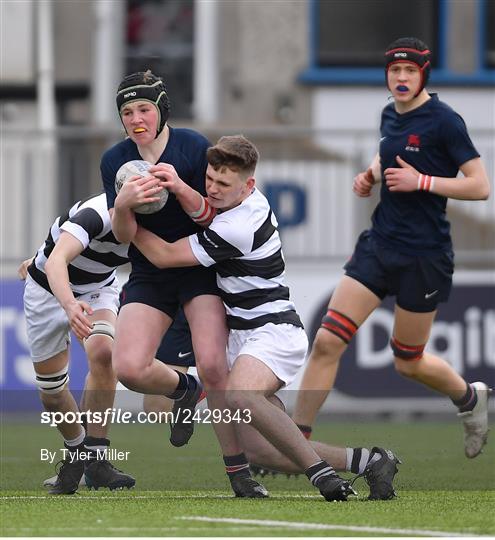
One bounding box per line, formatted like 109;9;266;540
133;226;199;268
385;156;490;200
44;231;94;340
17;257;34;280
353;153;381;197
150;163;216;227
112;174;160;242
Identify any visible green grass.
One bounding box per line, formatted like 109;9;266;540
1;418;494;536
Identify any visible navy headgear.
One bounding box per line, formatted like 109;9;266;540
116;71;170;138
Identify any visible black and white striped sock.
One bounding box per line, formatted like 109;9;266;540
345;447;380;474
305;460;336;487
84;436;110;464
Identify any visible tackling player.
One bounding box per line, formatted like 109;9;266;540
123;135;382;502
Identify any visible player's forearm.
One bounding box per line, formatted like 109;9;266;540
45;256;77;311
370;154;382;183
175;185;216;227
111;206;138;243
133;228;198;268
421;174;490;201
133;227;176;268
174;182;204;214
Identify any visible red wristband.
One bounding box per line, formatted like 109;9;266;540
417;174;435;192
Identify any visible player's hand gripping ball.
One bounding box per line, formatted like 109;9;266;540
115;160;169;214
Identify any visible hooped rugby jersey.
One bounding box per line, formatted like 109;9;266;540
188;188;303;331
101;127;210;275
28;193;129;296
372;93;479;254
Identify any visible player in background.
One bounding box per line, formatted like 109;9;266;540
291;37;491;457
102;71;267;497
21;193;135;494
122;134;402;501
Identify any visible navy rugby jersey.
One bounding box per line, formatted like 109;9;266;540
189;188;303;331
101;127;210;275
28;193;129;296
371;94;479;253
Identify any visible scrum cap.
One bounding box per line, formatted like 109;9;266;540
116;70;170;137
385;37;431;96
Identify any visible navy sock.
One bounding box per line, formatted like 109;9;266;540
452;383;478;413
224;453;250;479
167;371;197;401
296;424;312;439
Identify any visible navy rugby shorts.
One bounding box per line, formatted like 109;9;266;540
344;230;454;313
155;308;195;368
120;265;219;319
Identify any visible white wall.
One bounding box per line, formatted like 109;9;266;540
313;87;495;131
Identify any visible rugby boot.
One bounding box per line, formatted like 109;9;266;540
48;457;84;495
169;377;203;447
316;473;356;501
458;382;491;458
354;447;401;500
44;473;86;488
84;460;135;491
230;470;269;498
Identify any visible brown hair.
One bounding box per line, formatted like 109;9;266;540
207;135;259;178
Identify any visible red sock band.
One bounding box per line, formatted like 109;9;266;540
321;309;358;344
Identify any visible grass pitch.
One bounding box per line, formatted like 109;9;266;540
1;417;494;537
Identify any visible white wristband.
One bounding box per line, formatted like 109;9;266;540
417;174;424;190
188;197;206;218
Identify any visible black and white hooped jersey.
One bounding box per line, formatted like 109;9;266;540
188;188;303;331
28;193;129;296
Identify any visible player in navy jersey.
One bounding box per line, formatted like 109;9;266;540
292;37;491;459
102;71;266;497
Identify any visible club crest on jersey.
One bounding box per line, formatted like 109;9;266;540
405;134;421;152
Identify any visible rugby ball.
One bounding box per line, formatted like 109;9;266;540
115;160;168;214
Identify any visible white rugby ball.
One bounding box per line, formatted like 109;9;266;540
115;160;168;214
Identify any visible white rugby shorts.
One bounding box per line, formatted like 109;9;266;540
227;322;308;387
23;274;120;363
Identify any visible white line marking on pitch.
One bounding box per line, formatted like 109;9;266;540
178;516;478;537
0;493;320;500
